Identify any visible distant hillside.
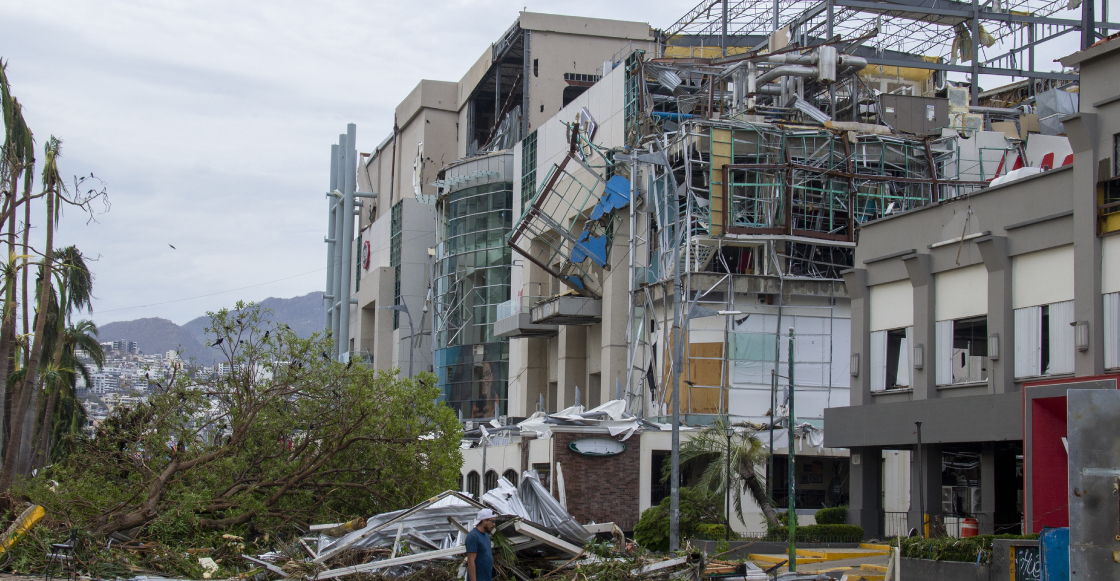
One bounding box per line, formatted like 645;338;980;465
97;317;214;362
181;292;323;345
100;292;324;363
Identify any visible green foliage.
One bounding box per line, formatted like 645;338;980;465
765;524;865;543
16;302;463;576
814;505;848;525
899;533;1039;564
634;486;723;551
691;523;737;540
665;418;773;527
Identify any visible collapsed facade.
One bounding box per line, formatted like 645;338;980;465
323;1;1110;536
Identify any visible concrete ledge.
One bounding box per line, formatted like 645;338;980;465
494;313;559;338
531;296;602;325
901;558;989;581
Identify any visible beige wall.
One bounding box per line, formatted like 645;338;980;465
525;31;653;130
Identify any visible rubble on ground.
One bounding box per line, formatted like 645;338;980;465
243;471;768;580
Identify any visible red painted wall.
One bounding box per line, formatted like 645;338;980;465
1030;396;1069;531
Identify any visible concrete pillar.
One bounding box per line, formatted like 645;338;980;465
979;442;996;534
976;236;1012;394
903;254;935;400
599;222;631;404
557;326;587;409
1063;114;1105;376
909;443;942;533
841;269;870;406
519;337;549;416
848;447;882;538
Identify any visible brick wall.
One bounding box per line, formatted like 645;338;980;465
552;431;641;531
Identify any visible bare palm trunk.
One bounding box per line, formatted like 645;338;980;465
740;467;781;529
0;173;17;455
0;188;53;491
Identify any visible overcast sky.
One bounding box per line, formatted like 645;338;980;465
0;1;1083;326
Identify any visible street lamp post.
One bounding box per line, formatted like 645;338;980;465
379;302;415;377
724;421;733;542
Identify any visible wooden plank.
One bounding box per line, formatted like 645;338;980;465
315;546;466;580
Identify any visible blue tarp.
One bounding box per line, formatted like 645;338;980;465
570;231;608;267
588;175;631;221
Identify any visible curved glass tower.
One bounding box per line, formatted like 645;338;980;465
433;152;514;420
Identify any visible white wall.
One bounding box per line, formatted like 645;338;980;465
1012;245;1074;309
935;264;988;320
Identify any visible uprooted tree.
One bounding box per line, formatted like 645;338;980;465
23;301;463;539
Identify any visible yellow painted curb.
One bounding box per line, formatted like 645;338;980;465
861;564;889;572
860;543;892;551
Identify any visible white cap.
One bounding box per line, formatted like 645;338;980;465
476;508;496;524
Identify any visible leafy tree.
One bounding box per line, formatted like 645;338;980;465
23;302;463;539
633;486;723;552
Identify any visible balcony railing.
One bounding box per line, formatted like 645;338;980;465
496;295;550;321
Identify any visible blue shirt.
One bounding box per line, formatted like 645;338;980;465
465;527;493;581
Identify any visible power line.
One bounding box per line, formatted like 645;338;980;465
98;265;328;314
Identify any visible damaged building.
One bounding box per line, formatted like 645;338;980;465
323;0;1112;538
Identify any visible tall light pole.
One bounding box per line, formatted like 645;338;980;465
380;302;414;377
787;327;797;573
723;421;734;541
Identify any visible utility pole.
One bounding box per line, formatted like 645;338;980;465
916;420;926;538
787;327;797;572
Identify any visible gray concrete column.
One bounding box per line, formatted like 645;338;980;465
976;236;1012;394
903;254;935;400
979;442;996;534
519;337;549;416
848;447;882;539
557;325;587;409
1063;113;1105;376
599;217;631;404
909;442;942;533
841;269;870;406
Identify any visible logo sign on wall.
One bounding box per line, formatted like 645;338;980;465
568;437;625;457
362;240;371;270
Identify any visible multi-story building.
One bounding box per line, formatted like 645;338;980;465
826;34;1120;538
321;1;1104;536
325;12;659;408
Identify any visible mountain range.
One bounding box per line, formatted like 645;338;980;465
97;292;324;363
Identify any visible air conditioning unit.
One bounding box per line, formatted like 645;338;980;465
942;486;954;514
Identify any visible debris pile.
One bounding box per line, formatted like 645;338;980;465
245;473;765;580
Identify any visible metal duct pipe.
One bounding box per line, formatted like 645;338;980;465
839;55;868;71
756;64;818;86
325;144;339;333
338;123;357;360
747;62;759;110
767;53;818;65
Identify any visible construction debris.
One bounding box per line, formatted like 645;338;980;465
237;473;746;580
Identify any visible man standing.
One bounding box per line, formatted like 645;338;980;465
466;508;496;581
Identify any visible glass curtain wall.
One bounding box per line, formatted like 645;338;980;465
434;181;514;419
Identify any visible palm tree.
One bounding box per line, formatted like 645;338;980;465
673;418;782;530
1;59;36;458
0;136;62;491
34;318;101;465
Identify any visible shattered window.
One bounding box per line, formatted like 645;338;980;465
467;471;480;499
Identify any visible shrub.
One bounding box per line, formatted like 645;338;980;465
899;534;1039;564
814;506;848;525
766;524;865;543
692;523;736;540
634;487;723;551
